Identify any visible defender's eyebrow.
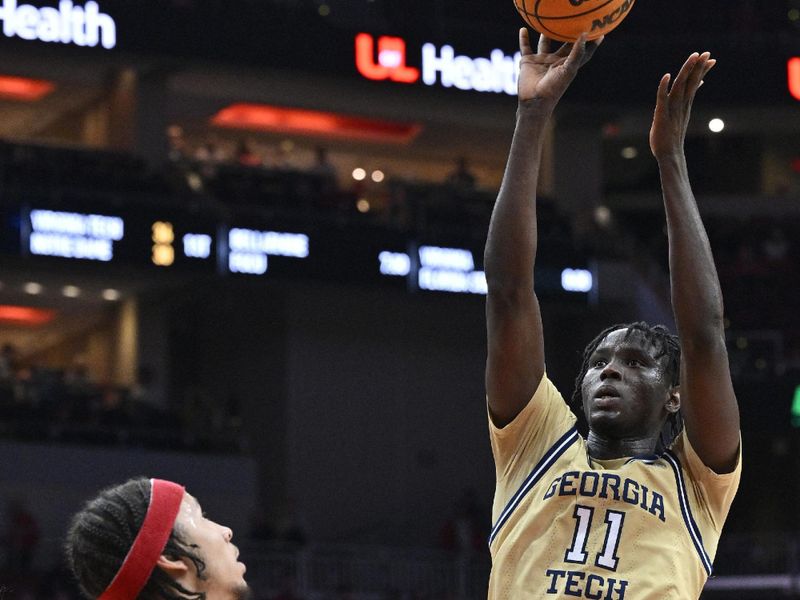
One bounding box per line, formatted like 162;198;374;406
591;342;657;361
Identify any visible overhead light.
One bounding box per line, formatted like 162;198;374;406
371;170;385;183
352;168;366;181
211;104;422;144
356;199;371;213
62;285;81;298
102;289;121;301
621;146;638;159
0;75;55;101
594;205;612;228
708;118;725;133
23;282;43;295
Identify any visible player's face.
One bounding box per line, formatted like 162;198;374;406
580;328;676;440
174;493;251;600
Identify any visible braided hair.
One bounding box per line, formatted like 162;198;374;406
65;478;207;600
570;321;683;452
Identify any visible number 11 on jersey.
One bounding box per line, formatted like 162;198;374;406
565;505;625;571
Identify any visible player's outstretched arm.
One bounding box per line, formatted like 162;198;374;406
650;53;740;472
485;29;602;427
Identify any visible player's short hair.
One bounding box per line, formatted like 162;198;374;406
570;321;683;450
65;477;207;600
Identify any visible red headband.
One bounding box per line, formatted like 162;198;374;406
99;479;185;600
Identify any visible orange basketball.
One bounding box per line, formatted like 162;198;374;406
514;0;636;42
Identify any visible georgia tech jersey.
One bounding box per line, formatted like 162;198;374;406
487;375;741;600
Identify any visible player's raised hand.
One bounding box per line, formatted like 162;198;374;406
650;52;716;159
517;28;603;109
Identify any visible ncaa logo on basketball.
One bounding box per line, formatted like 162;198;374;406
590;0;634;34
355;33;521;96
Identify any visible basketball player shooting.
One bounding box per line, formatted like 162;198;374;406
484;29;741;599
65;478;251;600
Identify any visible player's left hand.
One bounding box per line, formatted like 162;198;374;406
650;52;716;159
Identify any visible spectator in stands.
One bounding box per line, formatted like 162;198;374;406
309;146;338;203
166;125;189;163
263;143;293;171
164;125;206;195
95;385;128;428
0;342;17;381
195;138;228;164
445;156;477;190
129;365;165;414
66;478;250;600
61;357;96;424
63;357;93;396
309;147;336;179
0;342;17;406
195;137;228;181
236;139;262;168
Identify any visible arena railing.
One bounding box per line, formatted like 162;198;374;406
239;533;800;600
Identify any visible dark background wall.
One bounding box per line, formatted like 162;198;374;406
159;277;631;545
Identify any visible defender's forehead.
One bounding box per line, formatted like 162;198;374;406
594;328;656;354
174;492;203;531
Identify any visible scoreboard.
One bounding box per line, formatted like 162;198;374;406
3;202;592;299
25;207;218;271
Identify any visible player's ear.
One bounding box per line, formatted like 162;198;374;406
156;554;190;578
665;388;680;414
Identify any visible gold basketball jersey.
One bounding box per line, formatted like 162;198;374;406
488;375;741;599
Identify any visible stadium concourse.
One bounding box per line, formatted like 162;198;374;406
0;1;798;599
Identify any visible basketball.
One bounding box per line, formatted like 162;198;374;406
514;0;636;42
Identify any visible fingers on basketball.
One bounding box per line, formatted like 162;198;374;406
514;0;635;43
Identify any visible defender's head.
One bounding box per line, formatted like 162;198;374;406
572;322;682;451
65;478;249;600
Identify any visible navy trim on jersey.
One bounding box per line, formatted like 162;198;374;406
488;427;580;547
664;450;713;576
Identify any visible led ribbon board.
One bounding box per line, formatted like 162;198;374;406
356;33;521;96
0;0;116;49
29;208;124;261
228;228;309;275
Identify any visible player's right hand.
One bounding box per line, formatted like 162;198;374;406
517;28;603;110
